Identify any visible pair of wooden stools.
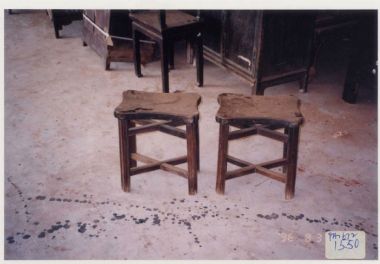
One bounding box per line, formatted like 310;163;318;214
114;90;303;200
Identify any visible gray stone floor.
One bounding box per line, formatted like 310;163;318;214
4;11;378;260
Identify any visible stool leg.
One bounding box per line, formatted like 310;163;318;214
285;125;300;200
118;119;133;192
196;32;204;87
216;122;229;194
186;121;198;195
160;38;170;93
195;118;200;171
133;28;143;77
129;121;137;168
283;127;289;174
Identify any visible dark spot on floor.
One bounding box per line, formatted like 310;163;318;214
35;195;46;200
111;213;126;221
152;215;161;226
134;218;149;224
7;236;15;244
78;223;87;233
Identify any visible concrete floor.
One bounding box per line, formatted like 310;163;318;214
4;11;378;260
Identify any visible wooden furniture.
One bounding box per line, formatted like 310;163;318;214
114;90;201;195
129;10;204;93
309;11;377;103
309;11;360;82
199;10;315;94
342;11;377;104
47;10;83;38
82;10;156;70
215;93;303;200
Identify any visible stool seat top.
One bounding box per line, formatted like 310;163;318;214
114;90;201;121
129;11;199;32
216;93;303;125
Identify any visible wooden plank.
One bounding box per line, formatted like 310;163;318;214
228;126;257;140
131;153;187;165
130;155;187;175
132;119;152;126
133;119;184;127
159;125;186;138
128;120;171;136
255;165;286;183
258;158;288;169
130;153;188;178
226;164;257;179
130;162;161;175
132;119;185;138
226;158;288;181
131;152;156;163
160;163;188;178
228;155;287;169
227;155;252;167
257;126;289;142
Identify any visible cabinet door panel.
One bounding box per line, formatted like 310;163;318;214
261;11;315;77
224;11;259;72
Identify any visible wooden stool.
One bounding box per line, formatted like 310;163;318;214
215;93;303;200
114;90;201;195
129;10;204;93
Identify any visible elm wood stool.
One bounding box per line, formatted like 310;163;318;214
129;10;204;93
114;90;201;195
215;93;303;200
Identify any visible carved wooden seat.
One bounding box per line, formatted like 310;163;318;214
114;90;201;195
129;10;204;93
215;93;303;200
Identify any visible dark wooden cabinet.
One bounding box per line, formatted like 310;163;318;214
200;10;315;94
